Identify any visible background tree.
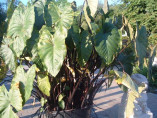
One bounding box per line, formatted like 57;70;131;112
122;0;157;46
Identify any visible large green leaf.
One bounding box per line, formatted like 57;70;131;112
11;65;36;105
114;71;141;117
125;91;136;118
0;38;17;71
135;26;148;69
83;0;98;31
26;29;39;57
7;3;35;57
77;31;93;66
7;0;15;20
114;70;139;97
123;17;134;40
44;1;74;29
94;26;121;65
38;26;67;77
12;37;26;57
0;85;22;118
85;0;98;17
7;4;35;39
34;0;46;29
69;20;92;66
37;74;51;96
83;5;92;30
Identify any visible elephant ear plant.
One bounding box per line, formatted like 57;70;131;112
0;0;147;117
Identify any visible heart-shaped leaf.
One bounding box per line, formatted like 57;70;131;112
38;26;67;77
11;65;36;105
44;1;74;29
7;3;35;40
94;24;121;65
0;84;22;118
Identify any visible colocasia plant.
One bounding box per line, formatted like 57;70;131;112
0;0;149;118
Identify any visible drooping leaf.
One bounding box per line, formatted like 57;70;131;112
85;0;98;17
66;65;75;77
135;26;148;69
123;16;134;40
7;4;35;40
38;26;67;77
125;91;136;118
104;0;109;13
37;74;51;96
11;65;36;105
0;85;22;118
94;25;121;65
0;38;17;71
114;70;139;97
44;1;74;29
83;0;98;31
83;5;92;30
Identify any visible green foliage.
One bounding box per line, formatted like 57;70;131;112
38;26;67;77
58;93;65;109
0;59;7;82
0;38;17;71
151;66;157;88
114;70;139;96
7;3;35;39
0;3;6;43
133;66;148;77
0;84;22;118
94;23;121;65
0;0;150;117
44;1;74;29
135;25;148;69
37;74;51;96
11;65;36;105
123;0;157;45
114;70;140;117
76;31;93;66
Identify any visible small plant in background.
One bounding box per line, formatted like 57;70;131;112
0;0;155;118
